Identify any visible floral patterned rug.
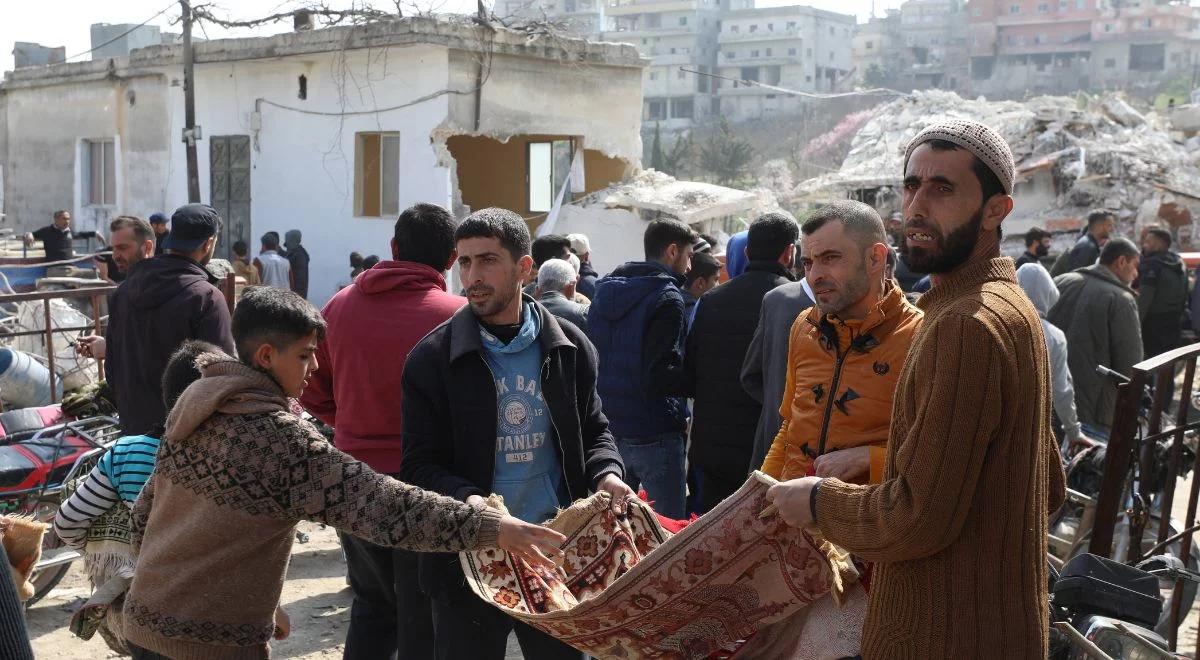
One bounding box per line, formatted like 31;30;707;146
460;472;859;659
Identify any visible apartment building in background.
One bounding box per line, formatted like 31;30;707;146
900;0;969;91
601;0;724;129
854;10;906;84
716;5;855;121
90;24;183;60
967;0;1200;98
496;0;608;37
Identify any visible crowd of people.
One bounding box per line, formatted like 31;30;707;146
0;114;1191;660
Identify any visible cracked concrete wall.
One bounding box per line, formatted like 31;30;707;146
444;49;644;163
163;44;455;306
0;18;645;305
0;74;171;236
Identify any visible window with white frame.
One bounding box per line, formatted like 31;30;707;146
527;139;573;214
354;132;399;217
82;139;116;206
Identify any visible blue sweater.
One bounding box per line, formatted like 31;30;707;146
480;304;567;524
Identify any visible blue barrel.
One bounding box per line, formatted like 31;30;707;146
0;347;62;408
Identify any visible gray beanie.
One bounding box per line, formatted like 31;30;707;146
903;119;1015;196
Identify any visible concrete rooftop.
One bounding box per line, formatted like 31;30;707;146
3;15;646;89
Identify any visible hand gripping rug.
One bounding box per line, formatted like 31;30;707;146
460;471;861;659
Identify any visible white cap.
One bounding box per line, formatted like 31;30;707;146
567;233;591;256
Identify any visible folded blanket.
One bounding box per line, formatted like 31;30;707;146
461;472;858;659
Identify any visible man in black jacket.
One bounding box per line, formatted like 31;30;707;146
400;208;630;660
1015;226;1050;270
1138;227;1188;358
283;229;310;299
24;210;103;263
1051;209;1114;276
92;204;236;435
684;212;798;511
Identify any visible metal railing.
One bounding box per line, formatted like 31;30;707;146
1089;342;1200;651
0;286;116;404
0;273;237;406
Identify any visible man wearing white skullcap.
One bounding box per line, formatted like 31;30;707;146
566;233;599;299
766;119;1066;658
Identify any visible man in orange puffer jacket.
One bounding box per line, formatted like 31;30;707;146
761;201;923;486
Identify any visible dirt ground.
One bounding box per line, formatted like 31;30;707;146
26;521;526;659
27;521;353;659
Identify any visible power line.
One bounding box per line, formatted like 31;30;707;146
65;0;179;62
681;67;906;101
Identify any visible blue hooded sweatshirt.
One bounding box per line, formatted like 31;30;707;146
587;261;689;437
480;303;567;524
725;231;749;279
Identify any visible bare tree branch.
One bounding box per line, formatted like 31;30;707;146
190;2;396;30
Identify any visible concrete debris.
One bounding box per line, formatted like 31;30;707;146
1100;97;1145;128
594;169;761;226
557;169;778;275
795;90;1200;247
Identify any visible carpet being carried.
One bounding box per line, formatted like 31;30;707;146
461;472;865;659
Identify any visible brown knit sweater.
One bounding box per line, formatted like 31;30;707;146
815;258;1066;659
123;353;503;660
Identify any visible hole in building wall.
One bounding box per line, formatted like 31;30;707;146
445;134;631;223
298;74;307;100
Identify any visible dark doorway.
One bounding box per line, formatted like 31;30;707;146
209;135;251;260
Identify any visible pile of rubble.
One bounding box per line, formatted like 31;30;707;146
556;169;782;274
794;90;1200;246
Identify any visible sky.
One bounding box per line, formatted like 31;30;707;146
1;0;904;74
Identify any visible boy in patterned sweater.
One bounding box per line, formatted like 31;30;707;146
123;287;565;660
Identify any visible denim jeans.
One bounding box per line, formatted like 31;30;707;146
616;432;687;519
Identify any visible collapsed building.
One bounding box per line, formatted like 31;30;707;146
0;16;646;304
794;89;1200;251
555;169;781;274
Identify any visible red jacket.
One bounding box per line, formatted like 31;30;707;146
301;261;464;473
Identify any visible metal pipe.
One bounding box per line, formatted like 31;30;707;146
1091;377;1145;557
1053;621;1114;660
1174;409;1200;654
1159;358;1196;551
43;299;56;404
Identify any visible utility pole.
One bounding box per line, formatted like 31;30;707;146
181;0;201;203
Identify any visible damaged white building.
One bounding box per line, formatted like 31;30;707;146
0;16;646;304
